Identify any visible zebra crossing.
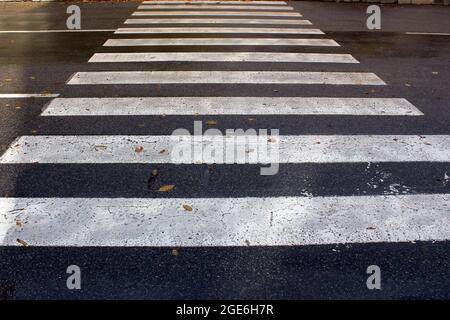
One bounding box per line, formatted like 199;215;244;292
103;38;338;46
68;71;385;85
2;135;450;164
41;97;421;116
113;27;323;34
1;194;449;246
124;18;312;24
137;4;294;9
1;0;449;248
131;10;301;16
88;52;358;63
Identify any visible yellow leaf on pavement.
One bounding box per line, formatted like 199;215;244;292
17;238;28;246
159;185;175;192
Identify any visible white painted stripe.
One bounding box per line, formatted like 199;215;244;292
405;32;450;36
1;194;449;246
67;71;385;85
88;52;358;63
138;5;294;10
115;27;323;34
0;29;115;34
124;18;312;25
132;11;301;16
142;1;288;5
103;38;338;47
1;135;448;164
0;93;59;98
41;97;422;116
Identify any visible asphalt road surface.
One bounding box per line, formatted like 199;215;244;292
0;1;449;300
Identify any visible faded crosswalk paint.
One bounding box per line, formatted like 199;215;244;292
1;195;449;246
88;52;358;63
1;0;447;252
68;71;385;85
2;135;448;164
41;97;422;116
137;5;294;10
103;38;339;47
132;11;302;16
114;27;324;34
124;18;312;24
0;93;59;98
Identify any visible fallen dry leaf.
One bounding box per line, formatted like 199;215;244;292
15;220;22;231
206;120;217;125
29;76;36;80
182;204;193;212
159;149;166;154
94;144;107;151
171;249;179;256
366;225;376;230
159;184;175;192
135;146;144;153
17;238;28;246
151;168;158;177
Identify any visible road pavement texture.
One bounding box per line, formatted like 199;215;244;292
0;1;449;299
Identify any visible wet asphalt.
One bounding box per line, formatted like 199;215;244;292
0;1;449;299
